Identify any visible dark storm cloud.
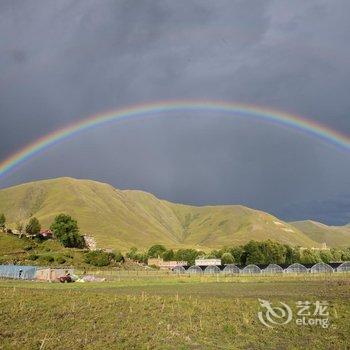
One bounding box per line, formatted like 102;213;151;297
0;0;350;223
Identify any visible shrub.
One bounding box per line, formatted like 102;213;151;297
0;213;6;231
112;251;124;263
84;250;111;267
28;254;39;261
39;255;55;263
126;247;147;263
55;256;66;264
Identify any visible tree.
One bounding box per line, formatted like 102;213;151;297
229;246;244;265
147;244;167;258
50;214;84;248
260;240;286;264
221;252;235;264
25;217;41;236
0;213;6;231
207;249;222;259
162;249;174;261
300;249;321;264
330;248;342;262
126;247;147;263
243;241;266;265
16;222;24;235
284;245;301;265
341;248;350;262
320;250;333;263
173;249;202;266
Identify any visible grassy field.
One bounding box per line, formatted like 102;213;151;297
0;275;349;349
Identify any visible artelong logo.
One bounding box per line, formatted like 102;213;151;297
258;299;330;329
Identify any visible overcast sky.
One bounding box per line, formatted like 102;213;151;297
0;0;350;224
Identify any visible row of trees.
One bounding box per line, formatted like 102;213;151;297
126;240;350;266
0;212;85;248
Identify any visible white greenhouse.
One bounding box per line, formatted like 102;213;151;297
204;265;221;275
285;263;308;274
310;262;333;274
241;264;261;275
263;264;283;274
187;266;203;275
337;262;350;273
222;264;240;275
172;266;186;274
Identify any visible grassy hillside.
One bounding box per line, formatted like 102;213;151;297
291;220;350;248
0;177;320;251
0;231;88;266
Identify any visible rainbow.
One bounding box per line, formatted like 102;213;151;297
0;100;349;179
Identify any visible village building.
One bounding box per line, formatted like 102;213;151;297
195;258;221;266
147;257;163;267
36;268;74;282
40;229;53;238
147;257;187;269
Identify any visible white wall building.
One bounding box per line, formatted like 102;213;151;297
195;258;221;266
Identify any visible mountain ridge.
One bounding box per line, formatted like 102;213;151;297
290;220;350;248
0;177;347;250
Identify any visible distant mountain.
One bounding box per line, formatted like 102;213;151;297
0;177;339;251
290;220;350;248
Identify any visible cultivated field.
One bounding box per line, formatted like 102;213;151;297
0;274;349;349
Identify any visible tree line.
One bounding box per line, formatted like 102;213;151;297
126;240;350;266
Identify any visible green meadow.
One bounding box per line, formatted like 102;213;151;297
0;275;349;349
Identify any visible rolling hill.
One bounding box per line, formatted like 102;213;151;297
290;220;350;248
0;177;342;251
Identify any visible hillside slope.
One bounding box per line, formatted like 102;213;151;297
290;220;350;248
0;177;320;250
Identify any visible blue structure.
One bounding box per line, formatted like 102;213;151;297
0;265;37;280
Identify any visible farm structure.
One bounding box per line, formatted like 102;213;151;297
195;258;221;266
0;265;73;281
263;264;283;274
241;264;261;275
147;257;187;269
0;265;37;280
310;262;333;274
36;268;74;281
204;265;221;274
285;263;308;274
337;262;350;272
171;262;348;275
